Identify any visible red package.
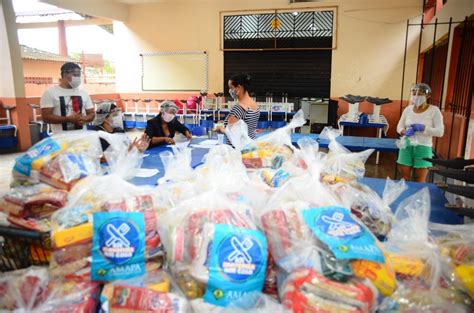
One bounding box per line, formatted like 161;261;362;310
7;215;51;232
24;191;68;211
39;159;79;191
110;286;182;312
102;195;161;258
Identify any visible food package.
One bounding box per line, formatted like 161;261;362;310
280;268;377;313
379;282;473;313
383;188;441;288
430;223;474;297
332;178;406;239
0;266;100;312
158;192;268;307
226;110;305;169
100;270;189;313
190;292;289;313
320;127;374;181
49;148;161;281
0;183;63;216
12;131;102;186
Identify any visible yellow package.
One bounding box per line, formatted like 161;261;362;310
454;264;474;297
148;278;170;293
386;252;425;276
31;143;67;170
53;222;93;248
352;259;397;296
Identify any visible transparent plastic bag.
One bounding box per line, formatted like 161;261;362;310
333;178;406;239
158;147;194;184
384;188;442;290
280;268;377;313
99;270;190;313
0;266;49;311
430;223;474;298
190;292;289;313
157;192;268;307
379;282;473;313
50;149;161;280
224;119;256;151
320;127;374;181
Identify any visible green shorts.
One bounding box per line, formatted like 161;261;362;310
397;141;433;168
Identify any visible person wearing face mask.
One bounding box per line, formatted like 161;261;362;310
145;100;192;148
396;83;444;182
92;102;150;153
216;74;260;144
40;62;95;135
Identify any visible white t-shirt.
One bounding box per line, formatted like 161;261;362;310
396;105;444;147
40;85;94;135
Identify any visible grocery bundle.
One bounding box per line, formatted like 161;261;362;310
0;117;472;312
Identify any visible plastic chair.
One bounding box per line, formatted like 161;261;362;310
192;126;207;136
0;104;18;149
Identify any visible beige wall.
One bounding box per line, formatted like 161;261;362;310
114;0;423;100
22;59;63;82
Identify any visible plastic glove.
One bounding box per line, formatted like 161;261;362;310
411;123;425;132
405;127;415;137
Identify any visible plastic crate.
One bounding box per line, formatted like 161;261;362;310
0;226;50;272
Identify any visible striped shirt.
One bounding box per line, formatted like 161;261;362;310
224;104;260;145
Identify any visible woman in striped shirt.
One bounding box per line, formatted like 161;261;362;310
217;74;260;145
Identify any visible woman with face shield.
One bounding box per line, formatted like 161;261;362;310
144;100;192;148
396;83;444;182
215;74;260;144
93;102;150;153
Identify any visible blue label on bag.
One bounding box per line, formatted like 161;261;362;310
204;224;267;307
65;153;89;178
92;212;145;281
14;137;61;176
302;206;384;263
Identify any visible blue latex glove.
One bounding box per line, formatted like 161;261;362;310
405;127;415;137
411;123;425;132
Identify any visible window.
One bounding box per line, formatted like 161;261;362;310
221;8;337;50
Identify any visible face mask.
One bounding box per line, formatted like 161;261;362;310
110;115;123;129
410;95;427;107
69;76;81;89
162;112;175;123
229;88;237;100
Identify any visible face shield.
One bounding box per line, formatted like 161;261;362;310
409;83;431;107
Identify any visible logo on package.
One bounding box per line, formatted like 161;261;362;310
217;235;263;282
99;218;141;264
316;209;362;239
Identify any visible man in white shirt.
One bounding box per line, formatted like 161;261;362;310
40;62;95;134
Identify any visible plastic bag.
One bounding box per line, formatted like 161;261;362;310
429;223;474;298
0;266;101;312
384;188;444;295
49;148;160;281
157;191;268;307
99;270;190;313
190;292;289;313
280;268;377;313
320;127;374;181
332;178;406;239
379;282;473;313
226;110;305;170
158;147;194;184
0;266;49;311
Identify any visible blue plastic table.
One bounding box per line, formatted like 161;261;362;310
360;177;462;225
128;134;460;225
